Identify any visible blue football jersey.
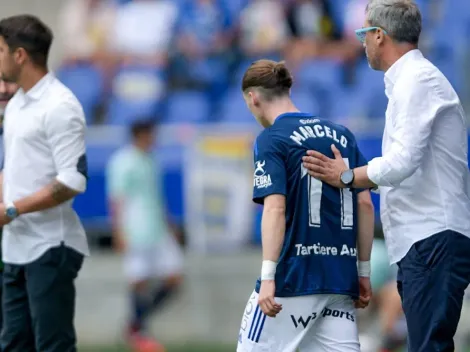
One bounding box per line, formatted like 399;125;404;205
253;112;368;298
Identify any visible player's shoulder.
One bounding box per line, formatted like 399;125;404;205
254;127;288;155
107;146;135;171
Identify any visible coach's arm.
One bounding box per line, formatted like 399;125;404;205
302;74;435;189
5;102;87;218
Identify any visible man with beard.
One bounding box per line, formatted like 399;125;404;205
0;76;18;334
0;15;89;352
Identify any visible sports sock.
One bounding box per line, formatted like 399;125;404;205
130;290;150;332
149;284;177;314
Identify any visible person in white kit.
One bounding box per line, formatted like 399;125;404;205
106;120;183;351
302;1;470;351
0;15;89;352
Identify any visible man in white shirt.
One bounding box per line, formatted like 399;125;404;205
302;1;470;351
0;15;89;352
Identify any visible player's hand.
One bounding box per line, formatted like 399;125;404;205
355;276;372;309
258;280;282;318
302;144;347;188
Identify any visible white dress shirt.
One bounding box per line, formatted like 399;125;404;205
367;49;470;264
2;73;90;265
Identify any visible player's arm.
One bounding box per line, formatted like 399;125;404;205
355;189;375;308
253;133;287;317
108;197;127;252
12;102;87;216
261;194;286;273
357;190;374;269
106;157;131;252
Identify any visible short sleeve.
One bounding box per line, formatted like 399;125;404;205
45;100;87;193
252;132;287;204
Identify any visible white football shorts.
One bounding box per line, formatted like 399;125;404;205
124;234;184;283
237;290;360;352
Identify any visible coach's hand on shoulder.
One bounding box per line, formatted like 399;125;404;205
355;276;372;309
0;203;12;226
302;144;347;188
259;280;282;318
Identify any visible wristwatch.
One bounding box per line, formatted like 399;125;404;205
340;169;355;187
5;202;18;220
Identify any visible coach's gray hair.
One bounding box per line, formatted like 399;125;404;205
366;0;422;44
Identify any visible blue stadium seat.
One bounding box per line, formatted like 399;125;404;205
291;89;320;115
354;60;388;119
221;0;248;17
165;91;210;124
356;137;382;162
107;65;166;125
295;59;344;118
219;87;254;123
355;136;382;217
296;59;343;90
428;47;463;93
56;64;104;124
330;88;367;121
326;0;350;34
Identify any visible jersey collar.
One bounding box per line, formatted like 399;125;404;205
275;112;314;123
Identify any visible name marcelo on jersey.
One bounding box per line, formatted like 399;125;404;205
295;242;357;257
290;124;348;148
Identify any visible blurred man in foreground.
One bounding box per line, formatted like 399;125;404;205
106;120;183;352
0;76;18;334
0;15;89;352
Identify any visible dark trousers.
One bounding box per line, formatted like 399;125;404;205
0;244;83;352
397;230;470;352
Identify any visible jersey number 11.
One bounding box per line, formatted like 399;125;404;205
301;158;354;230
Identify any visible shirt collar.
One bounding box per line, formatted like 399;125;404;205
275;111;313;122
384;49;422;97
18;72;53;103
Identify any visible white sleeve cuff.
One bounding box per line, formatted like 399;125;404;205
367;157;388;187
56;169;87;193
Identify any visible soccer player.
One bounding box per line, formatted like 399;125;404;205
0;15;89;352
237;59;375;352
106;120;184;352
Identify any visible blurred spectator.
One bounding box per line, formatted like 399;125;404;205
286;0;335;40
283;0;362;68
109;0;179;67
343;0;368;41
238;0;289;60
58;0;116;67
171;0;235;96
